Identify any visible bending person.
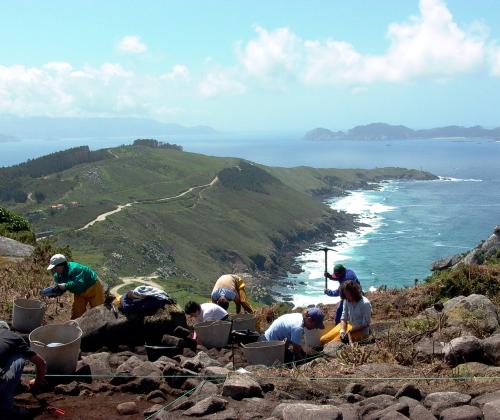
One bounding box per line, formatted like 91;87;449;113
263;308;325;361
324;263;362;324
185;301;229;323
320;280;371;345
0;322;47;418
47;254;105;319
211;274;254;314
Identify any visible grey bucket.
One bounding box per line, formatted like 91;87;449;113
29;321;82;374
242;340;286;366
194;320;232;348
230;313;257;331
12;299;45;333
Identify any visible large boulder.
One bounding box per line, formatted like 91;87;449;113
463;226;500;265
423;392;472;416
0;235;34;258
272;403;342;420
483;399;500;420
221;374;263;400
183;396;228;417
440;405;482;420
443;336;484;366
76;304;187;351
76;352;112;381
443;295;499;334
482;333;500;365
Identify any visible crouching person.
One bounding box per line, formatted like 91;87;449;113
211;274;254;314
320;280;371;345
184;301;229;323
47;254;105;319
262;308;325;361
0;322;47;418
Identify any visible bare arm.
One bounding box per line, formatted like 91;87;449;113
28;354;47;386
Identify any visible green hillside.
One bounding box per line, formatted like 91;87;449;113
0;143;436;297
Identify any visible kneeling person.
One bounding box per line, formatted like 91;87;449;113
263;308;325;360
211;274;254;314
47;254;105;319
185;301;229;323
320;280;371;345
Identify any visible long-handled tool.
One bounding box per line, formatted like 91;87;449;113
322;248;329;289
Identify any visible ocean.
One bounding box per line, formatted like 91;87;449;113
1;134;499;306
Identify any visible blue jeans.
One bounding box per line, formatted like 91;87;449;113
0;354;25;411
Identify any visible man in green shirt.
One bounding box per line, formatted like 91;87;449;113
47;254;105;319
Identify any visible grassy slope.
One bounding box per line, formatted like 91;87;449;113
1;145;435;296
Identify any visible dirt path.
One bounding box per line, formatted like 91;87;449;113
109;274;163;296
78;176;218;231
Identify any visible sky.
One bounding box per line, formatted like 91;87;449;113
1;0;500;131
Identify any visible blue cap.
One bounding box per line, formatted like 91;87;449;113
307;307;325;329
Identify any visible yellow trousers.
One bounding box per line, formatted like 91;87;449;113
71;280;105;319
320;323;368;345
235;277;254;314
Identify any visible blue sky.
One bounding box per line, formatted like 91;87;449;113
1;0;500;130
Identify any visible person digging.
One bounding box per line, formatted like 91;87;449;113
211;274;254;314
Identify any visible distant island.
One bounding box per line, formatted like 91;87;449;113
0;116;217;139
304;123;500;141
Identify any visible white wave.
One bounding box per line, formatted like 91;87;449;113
437;176;482;182
292;293;340;308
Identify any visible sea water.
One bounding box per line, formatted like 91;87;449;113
2;134;499;306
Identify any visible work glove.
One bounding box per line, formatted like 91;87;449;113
40;286;65;297
340;330;349;344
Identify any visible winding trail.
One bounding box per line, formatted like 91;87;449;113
109;275;163;296
78;176;218;231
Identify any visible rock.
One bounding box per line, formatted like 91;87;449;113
0;235;34;258
440;405;482;420
174;325;192;339
358;395;397;416
395;383;424;401
222;375;263;400
454;362;500;377
423;392;472;416
191;380;220;399
345;382;366;395
164;365;198;389
364;401;409;420
398;397;424;408
183;396;228;417
444;336;484;366
181;358;203;372
204;407;238;420
340;393;363;403
338;404;360;420
483;399;500;420
365;383;398;397
76;304;187;351
409;403;436;420
415;337;445;362
160;334;184;347
472;390;500;408
443;295;499;334
271;403;342;420
182;378;202;391
54;381;80;396
109;351;138;369
204;366;231;381
431;254;462;271
191;351;223;368
147;390;166;402
76;352;112;380
183;348;197;358
323;341;345;358
482;333;500;365
143;404;164;417
463;227;500;265
378;411;409;420
116;401;138;415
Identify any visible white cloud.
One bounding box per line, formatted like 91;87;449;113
116;35;148;54
0;62;179;119
160;65;191;82
237;26;299;79
199;70;246;97
234;0;489;86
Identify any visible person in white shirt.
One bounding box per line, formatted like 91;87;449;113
184;301;229;323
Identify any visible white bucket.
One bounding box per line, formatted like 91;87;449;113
230;313;257;331
12;299;45;333
194;320;232;348
29;321;82;374
243;340;286;366
303;321;335;353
